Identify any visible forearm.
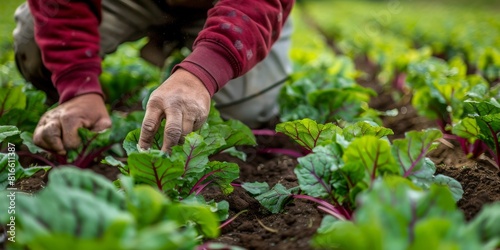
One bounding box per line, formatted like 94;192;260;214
28;0;103;103
174;0;295;96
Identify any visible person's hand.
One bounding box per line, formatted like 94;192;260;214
33;93;111;155
139;69;210;152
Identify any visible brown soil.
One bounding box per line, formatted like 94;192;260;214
207;153;321;250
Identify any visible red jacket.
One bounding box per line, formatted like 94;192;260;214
28;0;294;103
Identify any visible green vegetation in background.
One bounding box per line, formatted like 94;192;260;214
300;0;498;9
0;0;23;44
301;0;500;84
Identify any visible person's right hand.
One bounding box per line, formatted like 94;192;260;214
33;93;111;155
138;69;211;152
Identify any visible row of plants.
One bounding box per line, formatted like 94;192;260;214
301;1;500;170
245;118;500;249
304;0;500;87
260;5;500;248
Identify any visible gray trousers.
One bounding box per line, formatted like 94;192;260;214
13;1;292;128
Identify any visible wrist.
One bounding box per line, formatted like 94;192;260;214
54;63;103;104
172;42;236;96
171;68;210;97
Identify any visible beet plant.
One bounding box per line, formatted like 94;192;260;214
406;57;500;161
243;119;462;220
0;126;51;189
0;77;48;136
111;104;256;201
452;99;500;169
277;32;402;129
312;177;500;250
99;41;161;108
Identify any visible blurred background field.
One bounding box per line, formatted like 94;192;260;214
0;0;24;43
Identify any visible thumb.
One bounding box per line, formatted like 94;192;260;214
91;117;112;132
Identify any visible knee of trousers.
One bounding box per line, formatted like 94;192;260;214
13;3;58;103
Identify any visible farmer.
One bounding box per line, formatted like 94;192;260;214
13;0;293;154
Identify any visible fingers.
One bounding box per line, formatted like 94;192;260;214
179;118;195;144
193;114;208;131
33;120;66;155
162;107;183;152
91;117;112;132
139;103;164;150
61;116;84;150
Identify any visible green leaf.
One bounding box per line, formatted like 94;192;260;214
468;202;500;246
316;215;340;234
206;101;225;124
431;174;464;202
199;243;246;250
180;195;230;222
295;144;343;198
130;221;198;250
475;113;500;157
0;86;26;115
197;123;228;152
220;120;257;150
0;90;48;132
0;153;50;190
342;121;394;142
460;100;500;165
196;161;239;195
109;112;145;143
406;158;437;188
123;127;163;155
279;104;320;122
464;100;500;117
242;181;270;195
0;125;20;143
20;132;46;154
127;185;169;228
167;202;220;238
174;133;212;175
313;177;482;250
253;183;297;214
452;117;480;140
343;136;399;184
392;129;442;177
276;118;340;150
206;199;230;221
0;152;18;189
308;88;374;123
0;167;134;249
127;151;184;192
123;128;143;155
102;155;126;168
49;167;126;206
410;218;464;250
222;147;247;161
312;220;373;250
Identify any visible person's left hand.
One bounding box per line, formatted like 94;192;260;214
139;68;211;152
33;93;111;155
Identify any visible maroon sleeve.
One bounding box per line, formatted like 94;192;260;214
28;0;103;103
174;0;294;96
